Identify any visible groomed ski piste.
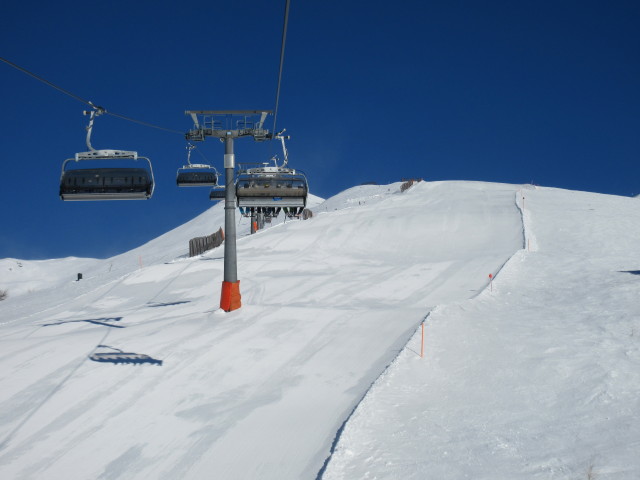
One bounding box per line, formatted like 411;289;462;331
1;181;639;479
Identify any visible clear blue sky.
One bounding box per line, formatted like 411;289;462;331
1;0;638;259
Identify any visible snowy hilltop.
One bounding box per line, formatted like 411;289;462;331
0;181;638;479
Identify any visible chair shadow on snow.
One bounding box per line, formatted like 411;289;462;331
146;301;191;308
89;345;163;366
42;317;124;328
619;270;640;276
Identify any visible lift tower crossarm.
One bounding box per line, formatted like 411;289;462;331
185;110;273;142
185;110;273;115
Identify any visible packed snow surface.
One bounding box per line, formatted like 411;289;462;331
0;181;638;479
323;186;640;479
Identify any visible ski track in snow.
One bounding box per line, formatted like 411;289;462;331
3;181;634;479
316;186;529;477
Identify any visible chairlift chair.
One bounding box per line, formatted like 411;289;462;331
59;108;155;201
60;163;153;201
235;166;308;217
176;144;219;187
177;164;218;187
235;133;308;218
209;187;226;201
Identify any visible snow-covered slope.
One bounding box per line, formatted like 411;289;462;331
323;186;640;479
0;181;637;479
0;194;323;322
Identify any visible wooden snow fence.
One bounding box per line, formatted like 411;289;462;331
189;228;224;257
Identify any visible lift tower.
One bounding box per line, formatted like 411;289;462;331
185;110;272;312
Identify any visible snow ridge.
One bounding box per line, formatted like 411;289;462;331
314;311;431;480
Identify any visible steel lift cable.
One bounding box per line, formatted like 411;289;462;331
0;55;184;135
272;0;291;137
105;111;184;135
0;56;95;108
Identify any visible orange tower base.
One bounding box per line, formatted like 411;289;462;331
220;280;242;312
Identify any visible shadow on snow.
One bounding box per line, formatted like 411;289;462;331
146;301;191;308
42;317;124;328
89;345;162;366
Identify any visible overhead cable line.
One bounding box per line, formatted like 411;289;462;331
1;56;95;108
104;111;184;135
0;55;184;135
192;144;212;164
272;0;291;136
